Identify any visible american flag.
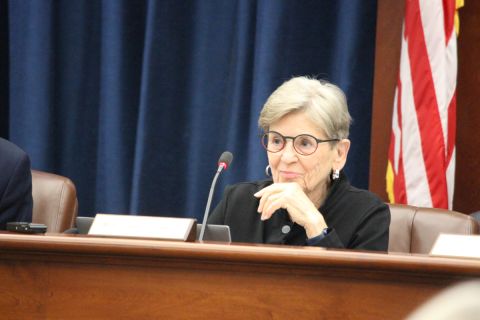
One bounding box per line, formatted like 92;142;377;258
386;0;463;209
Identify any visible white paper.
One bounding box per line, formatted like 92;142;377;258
430;234;480;259
88;213;195;241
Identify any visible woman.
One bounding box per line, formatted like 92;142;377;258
208;76;390;251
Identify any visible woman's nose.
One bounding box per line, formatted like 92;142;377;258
280;140;298;162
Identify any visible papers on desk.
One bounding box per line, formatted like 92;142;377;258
88;213;196;241
430;234;480;259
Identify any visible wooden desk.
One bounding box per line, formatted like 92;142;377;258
0;233;479;319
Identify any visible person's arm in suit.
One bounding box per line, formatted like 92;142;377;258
0;144;33;229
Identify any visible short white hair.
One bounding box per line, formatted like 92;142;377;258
258;76;352;139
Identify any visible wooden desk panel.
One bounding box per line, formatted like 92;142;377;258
0;233;479;319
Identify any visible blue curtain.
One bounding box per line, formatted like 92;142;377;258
2;0;378;219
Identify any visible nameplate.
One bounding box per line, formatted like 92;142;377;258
88;214;196;242
430;234;480;259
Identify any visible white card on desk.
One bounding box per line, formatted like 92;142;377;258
430;234;480;259
88;213;196;242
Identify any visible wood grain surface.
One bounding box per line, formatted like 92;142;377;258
1;233;479;320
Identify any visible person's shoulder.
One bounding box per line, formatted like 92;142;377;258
0;138;31;192
0;138;28;159
347;184;384;203
0;138;29;167
336;175;388;212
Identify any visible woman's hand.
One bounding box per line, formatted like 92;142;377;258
254;183;327;238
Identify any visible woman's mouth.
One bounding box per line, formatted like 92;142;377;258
279;171;302;180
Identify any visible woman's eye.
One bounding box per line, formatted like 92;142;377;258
271;137;282;145
299;137;313;147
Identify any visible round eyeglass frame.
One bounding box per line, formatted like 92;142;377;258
261;131;339;156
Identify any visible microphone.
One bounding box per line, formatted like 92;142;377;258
218;151;233;170
198;151;233;241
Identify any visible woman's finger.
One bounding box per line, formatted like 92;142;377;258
260;193;284;220
255;184;282;212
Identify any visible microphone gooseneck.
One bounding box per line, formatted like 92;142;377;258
199;151;233;241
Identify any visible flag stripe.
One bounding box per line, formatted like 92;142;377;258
386;0;457;209
420;0;449;142
446;93;456;163
394;76;408;204
443;0;455;42
400;41;432;207
405;0;448;208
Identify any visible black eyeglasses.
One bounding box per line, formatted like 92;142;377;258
261;131;339;156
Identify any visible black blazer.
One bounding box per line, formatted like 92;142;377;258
0;138;33;229
208;173;390;251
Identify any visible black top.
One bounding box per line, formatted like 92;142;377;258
0;138;33;229
208;173;390;251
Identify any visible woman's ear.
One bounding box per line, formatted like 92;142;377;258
334;139;351;171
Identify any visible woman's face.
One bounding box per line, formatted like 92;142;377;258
267;111;349;198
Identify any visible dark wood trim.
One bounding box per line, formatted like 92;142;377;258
369;0;405;202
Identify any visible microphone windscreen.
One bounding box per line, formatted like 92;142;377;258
218;151;233;169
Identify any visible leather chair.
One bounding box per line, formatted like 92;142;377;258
471;211;480;223
388;203;479;254
31;170;78;233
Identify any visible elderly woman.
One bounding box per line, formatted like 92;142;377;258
208;76;390;251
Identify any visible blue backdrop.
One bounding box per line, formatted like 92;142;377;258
1;0;378;220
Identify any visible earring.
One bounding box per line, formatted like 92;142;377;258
265;165;272;177
332;169;340;180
